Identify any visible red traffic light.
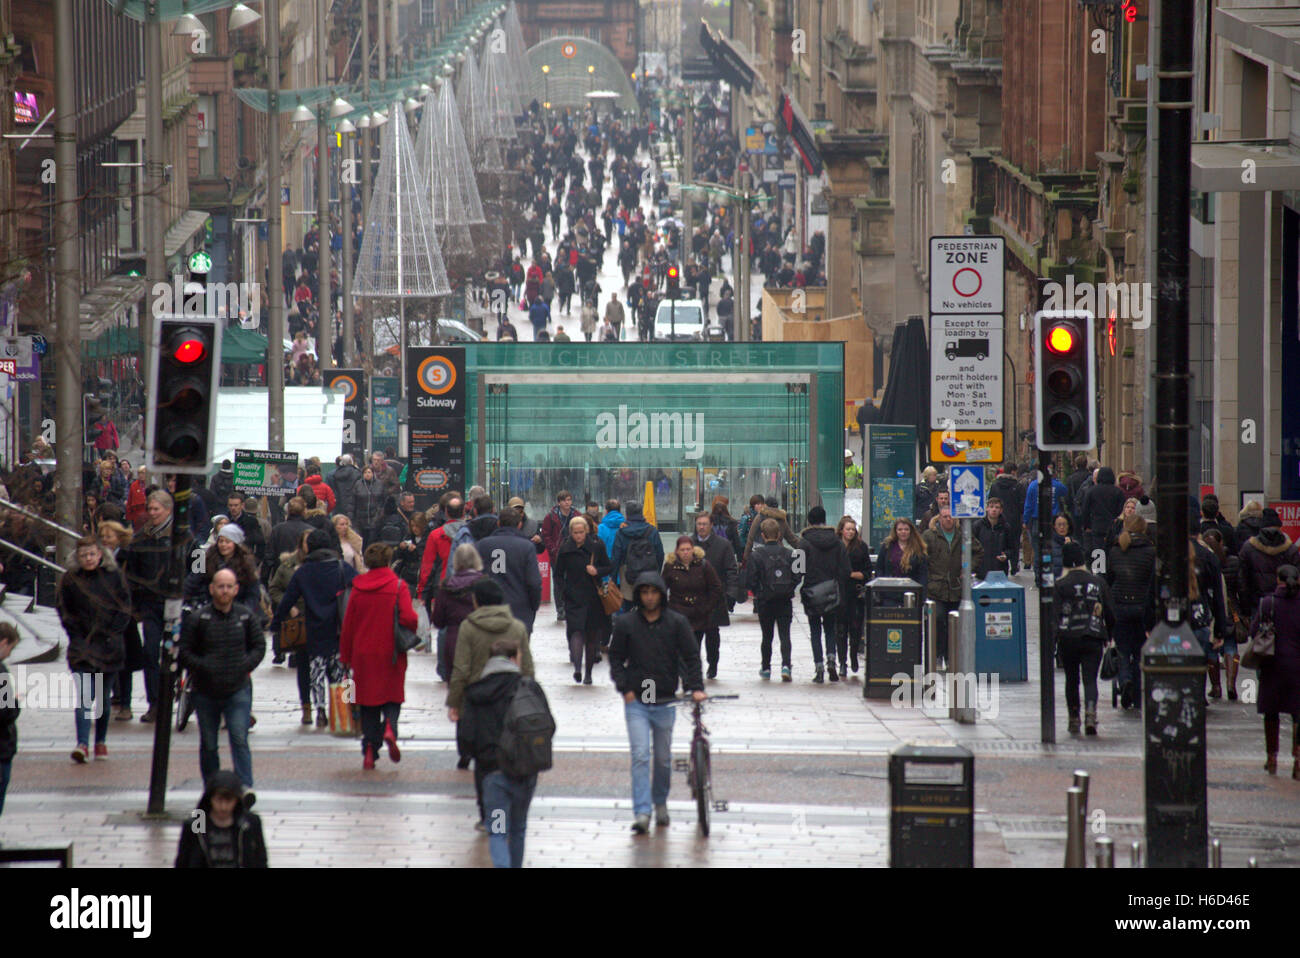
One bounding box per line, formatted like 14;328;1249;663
667;266;679;280
1046;324;1076;355
173;338;206;364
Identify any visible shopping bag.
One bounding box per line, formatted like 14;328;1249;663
328;680;357;737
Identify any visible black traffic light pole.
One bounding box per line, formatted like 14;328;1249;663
1037;453;1055;744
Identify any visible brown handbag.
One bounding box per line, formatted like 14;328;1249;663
598;578;624;616
280;615;306;651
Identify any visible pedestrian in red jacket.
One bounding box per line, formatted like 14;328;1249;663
298;464;335;513
340;542;418;770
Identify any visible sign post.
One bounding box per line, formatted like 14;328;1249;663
406;347;467;509
949;464;985;724
927;236;1006;466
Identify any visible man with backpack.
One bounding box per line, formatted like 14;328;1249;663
609;571;706;835
458;636;554;867
746;518;803;681
1053;541;1116;736
418;495;470;611
610;500;665;610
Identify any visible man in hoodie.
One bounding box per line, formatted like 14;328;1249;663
541;491;580;621
597;498;625;554
458;637;549;867
418;496;468;604
610;500;665;607
298;462;336;513
474;509;543;632
179;568;266;790
922;508;983;668
1239;509;1300;619
1080;467;1126;561
741;496;799;564
609;572;706;834
446;578;535;831
797;506;852;683
174;769;268;868
327;454;361;519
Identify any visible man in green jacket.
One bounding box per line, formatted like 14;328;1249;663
921;508;982;667
445;577;535;831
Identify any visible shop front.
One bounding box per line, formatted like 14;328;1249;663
465;342;844;535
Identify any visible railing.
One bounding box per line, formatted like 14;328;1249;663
0;498;82;543
0;536;68;576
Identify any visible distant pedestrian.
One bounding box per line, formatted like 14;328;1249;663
174;770;268;868
432;543;485;686
837;517;872;675
747;519;802;681
554;515;613;685
1053;542;1115;736
1251;564;1300;778
798;506;852;683
1106;514;1158;710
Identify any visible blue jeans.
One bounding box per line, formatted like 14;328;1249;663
482;770;538;868
72;671;113;746
624;699;676;816
0;759;10;817
194;683;254;788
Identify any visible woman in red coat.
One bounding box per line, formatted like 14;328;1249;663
340;542;418;770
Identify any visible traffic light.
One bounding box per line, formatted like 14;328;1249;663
145;316;222;474
666;264;680;299
1033;310;1095;451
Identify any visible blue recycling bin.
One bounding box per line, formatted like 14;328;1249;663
972;571;1027;681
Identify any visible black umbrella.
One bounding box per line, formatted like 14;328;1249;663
878;316;930;461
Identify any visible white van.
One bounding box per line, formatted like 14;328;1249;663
653;299;706;341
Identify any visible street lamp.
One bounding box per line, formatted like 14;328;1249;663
173;12;204;34
228;2;261;30
330;96;354;118
291;103;315;123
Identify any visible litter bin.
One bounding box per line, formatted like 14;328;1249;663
864;577;924;700
972;571;1028;681
889;742;974;867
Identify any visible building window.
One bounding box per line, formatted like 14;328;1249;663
198;95;218;177
1291;83;1300;149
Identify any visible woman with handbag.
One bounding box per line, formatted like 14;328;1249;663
271;529;357;729
270;530;312;721
662;534;723;668
340;543;418;770
837;517;873;675
555;516;614;685
1248;564;1300;777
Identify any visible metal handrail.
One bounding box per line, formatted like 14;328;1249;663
0;498;82;543
0;536;68;576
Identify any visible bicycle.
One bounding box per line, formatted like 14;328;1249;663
673;693;738;836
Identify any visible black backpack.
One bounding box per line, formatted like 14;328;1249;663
758;548;797;600
623;530;658;582
497;677;556;778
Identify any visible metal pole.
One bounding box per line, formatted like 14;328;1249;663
681;96;693;265
1065;786;1085;868
1073;769;1090;811
342;130;354;364
924;598;938;674
1210;838;1222;868
316;0;333;371
1038;451;1055;743
52;0;80;566
144;5;164;395
738;180;751;342
359;0;371;369
1095;836;1115;868
1131;841;1143;868
145;479;190;816
267;0;286;451
955;516;976;722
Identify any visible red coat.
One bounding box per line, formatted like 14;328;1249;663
339;566;417;705
300;474;336;512
126;480;148;529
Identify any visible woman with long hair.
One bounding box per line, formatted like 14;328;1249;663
99;521;142;720
333;514;365;573
837;516;873;674
874;518;929;587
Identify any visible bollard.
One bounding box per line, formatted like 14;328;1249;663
1094;836;1115;868
1065;787;1085;868
1072;770;1090;816
946;611;962;720
1247;857;1257;869
924;599;938;673
1130;841;1143;868
1210;839;1221;868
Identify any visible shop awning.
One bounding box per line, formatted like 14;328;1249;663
79;275;149;340
699;22;757;95
165;210;211;259
777;89;824;177
1190;141;1300;192
82;323;267;365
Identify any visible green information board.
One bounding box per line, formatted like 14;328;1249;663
371;376;400;453
865;425;917;547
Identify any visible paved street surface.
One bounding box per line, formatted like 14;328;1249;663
4;576;1299;867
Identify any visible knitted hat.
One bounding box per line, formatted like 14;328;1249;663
216;524;245;545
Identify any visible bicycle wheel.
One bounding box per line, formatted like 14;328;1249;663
175;678;193;732
693;738;711;836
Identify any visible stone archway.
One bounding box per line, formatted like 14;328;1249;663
526;36;637;112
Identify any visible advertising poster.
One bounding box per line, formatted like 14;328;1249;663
233;448;299;496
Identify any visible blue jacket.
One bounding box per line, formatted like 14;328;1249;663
610;519;664;585
270;549;357;657
1023;478;1070;523
597;510;625;553
474;527;543;632
528;300;550;329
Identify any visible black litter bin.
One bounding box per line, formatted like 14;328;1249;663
889;742;975;867
864;577;924;699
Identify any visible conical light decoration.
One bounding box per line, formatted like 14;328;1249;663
503;3;531;108
353;101;450;298
415;83;486;252
479;39;520;141
458;48;504;172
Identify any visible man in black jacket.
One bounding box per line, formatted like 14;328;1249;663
123;490;174;723
797;506;852;683
174;769;268;868
987;466;1023;571
268;497;313;568
973;498;1017;578
179;569;266;790
1080;467;1126;560
226;493;266;572
475;509;543;633
609;571;705;835
691;512;739;679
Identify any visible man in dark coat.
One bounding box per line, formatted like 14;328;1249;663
327;455;361;520
475;509;543;633
691;512;738;679
122;490;174;723
268;497;313;571
1234;500;1265;557
540;491;580;621
797;506;852;682
226;493;266;572
1080;466;1125;560
972;497;1017;578
1239;510;1300;619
